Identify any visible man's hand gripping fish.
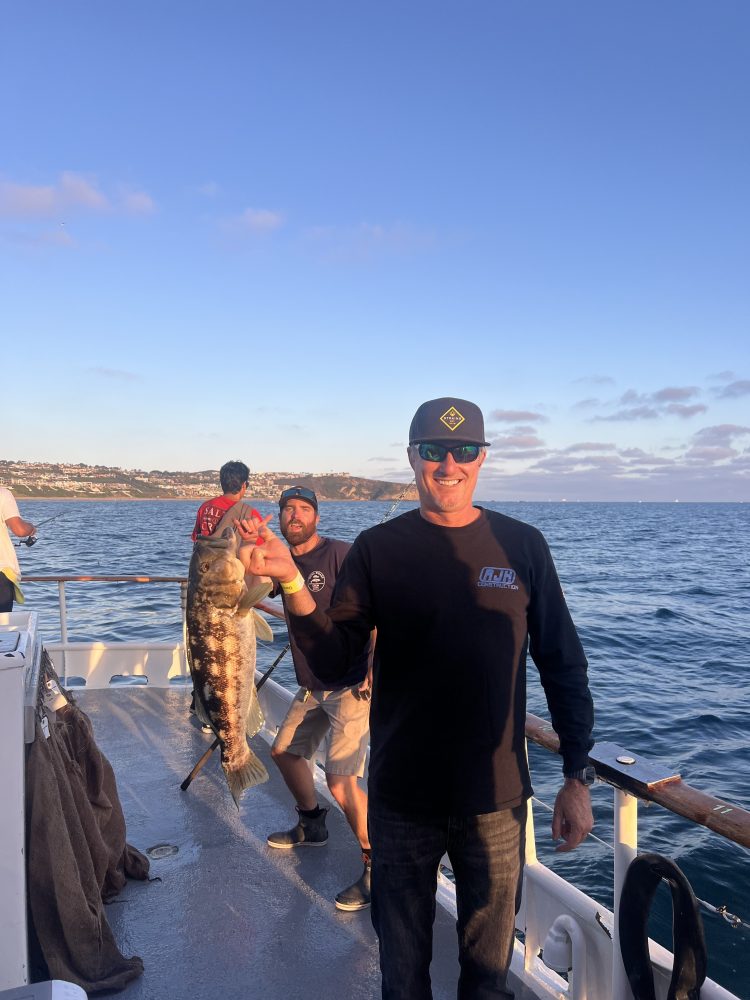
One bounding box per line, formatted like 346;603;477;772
186;516;273;806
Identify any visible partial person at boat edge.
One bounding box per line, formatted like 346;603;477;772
237;396;595;1000
262;485;375;912
191;459;262;541
0;485;36;612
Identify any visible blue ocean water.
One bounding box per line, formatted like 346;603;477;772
16;498;750;997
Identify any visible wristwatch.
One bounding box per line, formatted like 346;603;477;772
565;765;596;786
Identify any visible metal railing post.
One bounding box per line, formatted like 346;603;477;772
180;580;189;678
57;580;68;681
612;788;638;1000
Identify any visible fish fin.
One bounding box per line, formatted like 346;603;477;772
245;693;265;738
236;579;272;618
224;749;269;808
252;609;274;642
244;579;273;605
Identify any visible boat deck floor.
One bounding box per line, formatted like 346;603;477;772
79;687;537;1000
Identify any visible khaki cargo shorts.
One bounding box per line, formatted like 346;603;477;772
272;684;370;777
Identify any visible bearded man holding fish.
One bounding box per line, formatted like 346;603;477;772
249;485;374;913
238;397;595;1000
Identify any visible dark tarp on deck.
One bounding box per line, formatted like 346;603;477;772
25;685;149;993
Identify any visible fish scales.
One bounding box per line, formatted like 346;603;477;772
186;521;272;806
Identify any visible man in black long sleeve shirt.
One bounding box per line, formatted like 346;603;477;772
238;397;595;1000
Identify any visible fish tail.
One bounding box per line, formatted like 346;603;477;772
224;748;269;808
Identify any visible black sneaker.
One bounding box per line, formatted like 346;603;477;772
267;807;329;849
334;854;371;911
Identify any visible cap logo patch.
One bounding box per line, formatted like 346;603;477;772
440;406;465;433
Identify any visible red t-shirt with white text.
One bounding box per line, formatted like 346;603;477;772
191;495;263;542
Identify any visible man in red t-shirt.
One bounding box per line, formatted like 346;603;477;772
191;460;261;541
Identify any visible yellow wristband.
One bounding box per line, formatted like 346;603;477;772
280;571;305;596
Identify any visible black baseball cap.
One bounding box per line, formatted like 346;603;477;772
409;397;489;446
279;486;318;511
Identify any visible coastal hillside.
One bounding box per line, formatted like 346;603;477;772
1;461;417;502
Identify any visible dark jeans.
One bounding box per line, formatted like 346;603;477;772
369;801;525;1000
0;572;14;613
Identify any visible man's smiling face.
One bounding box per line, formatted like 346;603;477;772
408;443;486;527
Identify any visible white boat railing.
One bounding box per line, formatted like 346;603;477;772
5;576;748;1000
23;575;191;686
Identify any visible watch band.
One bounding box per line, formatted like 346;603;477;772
565;765;596;785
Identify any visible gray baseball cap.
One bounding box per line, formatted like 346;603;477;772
409;397;489;446
279;486;318;511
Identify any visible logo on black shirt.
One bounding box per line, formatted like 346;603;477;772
307;570;326;592
478;566;518;590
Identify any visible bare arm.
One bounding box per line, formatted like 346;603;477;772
253;599;287;621
6;515;35;538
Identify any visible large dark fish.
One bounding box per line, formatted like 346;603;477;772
186;518;273;806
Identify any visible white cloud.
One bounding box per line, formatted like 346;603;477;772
562;442;616;453
119;190;156;215
0;172;105;217
652;386;700;403
225;207;284;233
595;406;660;422
302;221;436;261
716;380;750;399
0;172;156;220
691;424;750;447
588;383;714;424
572;397;601;410
195;181;220;198
3;226;76;248
664;403;707;418
684;446;737;463
489;409;547;423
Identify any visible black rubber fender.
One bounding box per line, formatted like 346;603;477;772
618;852;707;1000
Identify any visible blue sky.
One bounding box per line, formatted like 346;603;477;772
2;2;748;500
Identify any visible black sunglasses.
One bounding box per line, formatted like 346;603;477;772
280;486;317;505
416;442;482;464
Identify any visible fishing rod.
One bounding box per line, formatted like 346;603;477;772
256;642;291;692
13;510;69;548
180;641;292;793
381;480;416;522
